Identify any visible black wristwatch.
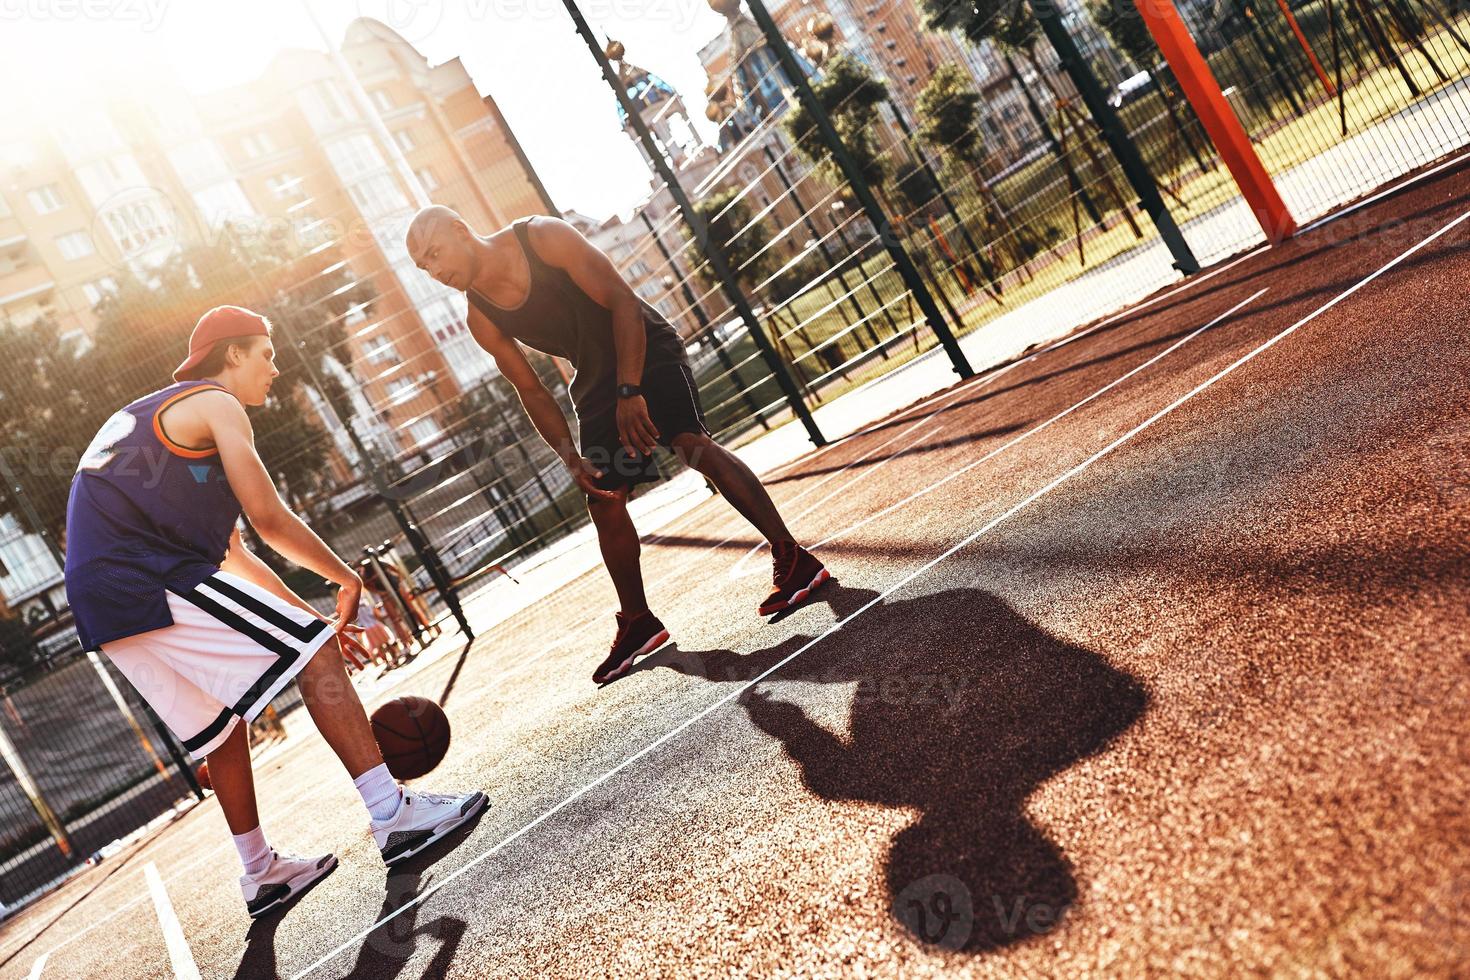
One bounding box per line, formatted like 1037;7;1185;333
616;383;642;399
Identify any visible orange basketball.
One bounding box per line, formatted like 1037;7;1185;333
195;761;211;791
370;695;451;780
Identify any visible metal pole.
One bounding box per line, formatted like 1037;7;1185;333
0;713;73;859
636;209;768;426
1128;0;1297;244
1030;0;1201;273
365;545;424;645
558;0;826;447
87;651;170;781
140;701;204;801
886;105;1002;294
742;0;974;379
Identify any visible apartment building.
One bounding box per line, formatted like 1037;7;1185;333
0;18;555;623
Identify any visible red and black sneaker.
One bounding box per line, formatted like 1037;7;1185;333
593;611;670;684
759;542;831;616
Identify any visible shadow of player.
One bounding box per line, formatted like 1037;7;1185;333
643;582;1148;952
229;816;480;979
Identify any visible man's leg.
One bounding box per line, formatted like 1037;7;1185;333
206;722;260;835
671;433;793;545
587;487;650;615
296;639;383;778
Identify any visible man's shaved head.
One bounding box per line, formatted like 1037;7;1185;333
407;205;485;291
406;204;464;261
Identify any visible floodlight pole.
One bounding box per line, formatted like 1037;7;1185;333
560;0;826;447
743;0;974;379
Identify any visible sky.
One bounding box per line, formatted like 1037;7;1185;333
0;0;742;220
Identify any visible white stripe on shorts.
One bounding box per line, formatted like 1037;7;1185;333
100;570;336;758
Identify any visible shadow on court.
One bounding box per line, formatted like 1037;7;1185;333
635;583;1148;952
230;816;482;978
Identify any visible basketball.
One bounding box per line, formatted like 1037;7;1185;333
370;695;451;780
195;761;210;791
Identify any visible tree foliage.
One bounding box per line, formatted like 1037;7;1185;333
0;226;376;539
781;54;891;192
916;63;984;168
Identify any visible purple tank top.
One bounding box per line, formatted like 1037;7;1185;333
64;381;243;650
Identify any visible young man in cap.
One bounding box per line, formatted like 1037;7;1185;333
64;306;487;919
404;207;831;684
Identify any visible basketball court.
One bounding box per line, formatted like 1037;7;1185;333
0;152;1466;978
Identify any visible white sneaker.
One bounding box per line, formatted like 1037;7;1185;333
371;788;488;866
240;850;338;919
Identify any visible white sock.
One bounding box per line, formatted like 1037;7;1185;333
233;825;272;877
354;763;403;823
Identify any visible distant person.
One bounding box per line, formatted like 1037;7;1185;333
63;306;486;919
405;207;832;684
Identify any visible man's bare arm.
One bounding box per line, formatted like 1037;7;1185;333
527;217;660;455
221;527;326;617
466;306;617;500
196;391;362;626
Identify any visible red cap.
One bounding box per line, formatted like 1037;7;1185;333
173;306;271;381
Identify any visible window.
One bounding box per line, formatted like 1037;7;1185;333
28;185;64;214
385;377;418;404
243;132;276;158
104;201;169;252
393;129;415;152
415;168;438;191
55;231;95;260
373;89;394;112
628;259;651;278
82;276;117;306
408;418;443;448
363;336;399;364
267;173;303;199
0;192;10;218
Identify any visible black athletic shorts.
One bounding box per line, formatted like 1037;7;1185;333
578;362;710;492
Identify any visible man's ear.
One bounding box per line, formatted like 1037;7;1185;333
453;219;472;242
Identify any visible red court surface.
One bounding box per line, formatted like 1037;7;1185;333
1;158;1467;978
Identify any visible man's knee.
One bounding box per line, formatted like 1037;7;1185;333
670;432;719;469
586;486;630;516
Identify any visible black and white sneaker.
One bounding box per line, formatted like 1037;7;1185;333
371;789;489;866
239;851;338;919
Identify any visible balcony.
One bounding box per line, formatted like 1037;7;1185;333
0;264;55;307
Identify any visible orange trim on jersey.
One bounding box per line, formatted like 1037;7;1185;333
153;383;229;459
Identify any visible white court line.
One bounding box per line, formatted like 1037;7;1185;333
25;952;46;979
143;863;200;980
296;207;1469;977
805;287;1268;552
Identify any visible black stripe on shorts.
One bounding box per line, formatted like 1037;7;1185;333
182;708;234;755
175;586;330;716
200;575;324;643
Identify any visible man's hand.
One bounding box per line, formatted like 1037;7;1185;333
566;455;620;501
330;572;364;634
616;395;660;457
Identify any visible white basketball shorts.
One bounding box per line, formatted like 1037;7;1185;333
100;570;336;759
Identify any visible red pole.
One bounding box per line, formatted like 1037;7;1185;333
1273;0;1336;96
1134;0;1298;243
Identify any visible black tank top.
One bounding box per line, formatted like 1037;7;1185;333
465;218;686;422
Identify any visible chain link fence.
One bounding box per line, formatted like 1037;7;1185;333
2;0;1469;914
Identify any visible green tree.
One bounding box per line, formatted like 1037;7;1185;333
781;54;891;195
915;63;1031;277
0;227;375;539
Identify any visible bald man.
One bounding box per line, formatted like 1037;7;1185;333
406;206;830;683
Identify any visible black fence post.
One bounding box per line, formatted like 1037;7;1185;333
559;0;826;448
1029;0;1200;275
636;210;769;428
742;0;974;380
